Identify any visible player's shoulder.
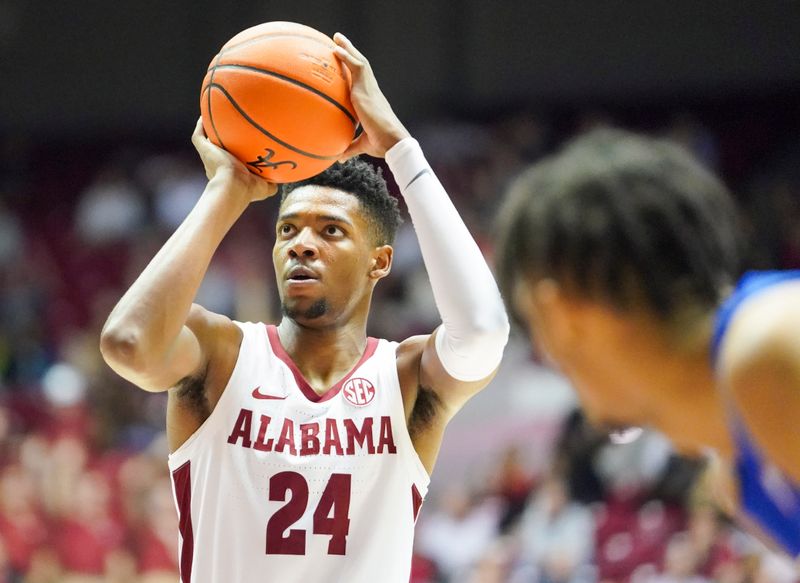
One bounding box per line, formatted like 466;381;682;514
186;302;234;326
393;334;430;392
395;334;430;361
718;278;800;385
185;303;243;353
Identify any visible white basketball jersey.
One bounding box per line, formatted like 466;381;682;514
167;322;430;583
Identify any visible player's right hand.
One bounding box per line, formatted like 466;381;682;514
332;33;411;160
191;117;277;202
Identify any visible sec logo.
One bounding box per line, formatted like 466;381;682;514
343;378;375;407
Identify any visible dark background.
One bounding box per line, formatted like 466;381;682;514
2;0;799;137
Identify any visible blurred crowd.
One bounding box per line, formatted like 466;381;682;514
0;103;799;582
412;411;798;583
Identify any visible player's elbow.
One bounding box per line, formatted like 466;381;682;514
470;318;510;361
450;305;510;361
438;309;510;382
100;326;184;394
100;325;148;375
469;305;511;346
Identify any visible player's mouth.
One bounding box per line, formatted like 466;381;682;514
286;265;320;285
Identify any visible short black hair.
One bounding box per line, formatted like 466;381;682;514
280;157;402;246
495;127;741;323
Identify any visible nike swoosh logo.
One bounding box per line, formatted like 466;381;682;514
251;386;287;400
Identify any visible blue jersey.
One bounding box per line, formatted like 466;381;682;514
711;270;800;556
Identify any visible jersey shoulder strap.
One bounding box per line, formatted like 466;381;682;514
710;270;800;556
710;270;800;366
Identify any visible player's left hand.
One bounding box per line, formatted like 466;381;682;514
333;33;411;160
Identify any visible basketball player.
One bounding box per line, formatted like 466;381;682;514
100;33;509;582
495;127;800;556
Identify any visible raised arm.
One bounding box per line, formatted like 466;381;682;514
100;120;277;393
333;34;509;443
385;136;509;397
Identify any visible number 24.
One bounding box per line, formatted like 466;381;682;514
266;471;351;555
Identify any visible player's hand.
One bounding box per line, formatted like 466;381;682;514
191;118;278;202
333;33;411;160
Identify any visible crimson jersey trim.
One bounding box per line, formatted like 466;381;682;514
265;325;380;403
171;460;194;583
411;484;423;523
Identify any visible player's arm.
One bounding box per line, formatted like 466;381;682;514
385;136;509;410
100;119;277;393
334;35;510;415
718;281;800;484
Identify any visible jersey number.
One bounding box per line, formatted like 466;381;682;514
266;471;352;555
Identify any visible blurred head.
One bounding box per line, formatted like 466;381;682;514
440;485;474;520
104;548;137;583
275;158;402;327
496;128;740;428
663;532;702;577
74;470;112;520
539;474;569;516
0;464;37;515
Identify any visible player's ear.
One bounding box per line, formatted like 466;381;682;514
369;245;393;280
520;279;581;358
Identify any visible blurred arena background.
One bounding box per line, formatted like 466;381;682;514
1;1;799;581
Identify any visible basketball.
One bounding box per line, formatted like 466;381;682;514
200;21;358;183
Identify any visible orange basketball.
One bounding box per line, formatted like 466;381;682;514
200;22;357;183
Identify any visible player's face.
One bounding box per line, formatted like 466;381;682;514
273;186;388;326
514;280;656;431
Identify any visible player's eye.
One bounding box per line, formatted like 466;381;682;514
325;225;343;236
279;224;293;235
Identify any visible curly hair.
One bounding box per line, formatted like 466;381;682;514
495;127;742;324
280;157;403;246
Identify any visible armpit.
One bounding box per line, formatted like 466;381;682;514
408;384;442;440
174;364;211;420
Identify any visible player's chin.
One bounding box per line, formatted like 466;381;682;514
281;297;329;322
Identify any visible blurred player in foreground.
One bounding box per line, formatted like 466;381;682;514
100;33;508;582
496;128;799;557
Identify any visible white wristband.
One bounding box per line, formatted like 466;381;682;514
386;138;509;381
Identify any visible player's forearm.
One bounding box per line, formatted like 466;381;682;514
386;138;509;381
100;171;249;371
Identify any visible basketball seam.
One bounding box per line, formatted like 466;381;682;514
208;63;357;126
206;52;226;150
206;83;341;161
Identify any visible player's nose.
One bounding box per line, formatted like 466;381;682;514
287;228;318;259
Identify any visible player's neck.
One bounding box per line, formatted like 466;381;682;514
651;358;734;461
638;317;735;461
276;316;369;395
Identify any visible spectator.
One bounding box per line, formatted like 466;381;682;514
416;485;502;581
53;470;125;578
0;464;49;575
514;473;595;583
646;531;712;583
73;165;145;246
